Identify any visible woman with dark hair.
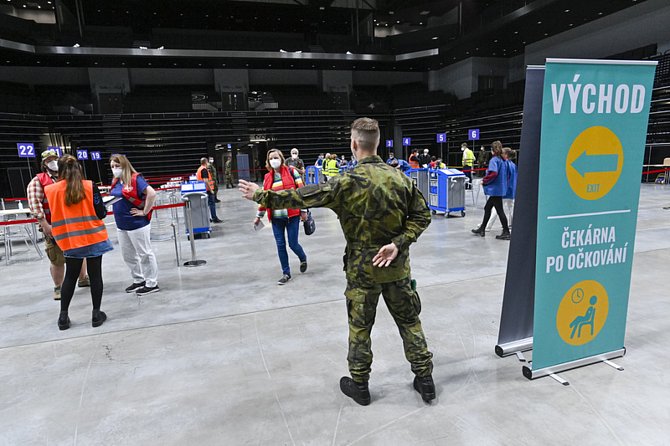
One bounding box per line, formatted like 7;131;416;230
44;154;113;330
471;141;511;240
110;154;159;296
254;149;308;285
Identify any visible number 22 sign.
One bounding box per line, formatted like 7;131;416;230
17;143;36;158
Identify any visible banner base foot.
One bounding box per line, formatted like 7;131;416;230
184;260;207;267
495;337;533;357
522;348;626;380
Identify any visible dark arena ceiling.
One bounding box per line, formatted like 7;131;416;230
0;0;652;71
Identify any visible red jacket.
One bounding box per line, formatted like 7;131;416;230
36;172;56;224
259;166;303;221
111;173;153;221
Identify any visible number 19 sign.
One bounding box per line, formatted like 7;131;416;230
17;143;36;158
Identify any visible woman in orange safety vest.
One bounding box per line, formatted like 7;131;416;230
44;154;113;331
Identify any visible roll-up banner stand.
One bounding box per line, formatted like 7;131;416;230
496;58;657;380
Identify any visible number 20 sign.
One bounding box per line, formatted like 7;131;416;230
17;143;36;158
76;150;89;160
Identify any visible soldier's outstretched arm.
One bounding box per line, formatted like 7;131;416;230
251;181;340;210
391;187;431;251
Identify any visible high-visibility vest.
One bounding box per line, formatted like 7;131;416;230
36;172;56;224
462;148;475;167
44;180;108;252
111;172;152;221
197;165;215;191
324;159;340;177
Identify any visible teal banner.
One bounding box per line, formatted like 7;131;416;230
533;59;657;370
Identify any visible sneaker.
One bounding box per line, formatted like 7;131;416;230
125;282;145;293
413;375;436;403
92;310;107;328
58;312;70;331
135;285;160;296
277;274;291;285
300;261;308;273
78;276;90;288
339;377;371;406
53;286;61;301
496;231;511;240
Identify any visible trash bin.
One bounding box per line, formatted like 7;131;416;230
180;182;211;239
427;168;466;217
408;168;430;199
306;165;322;185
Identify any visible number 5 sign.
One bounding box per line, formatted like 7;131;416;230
17;143;36;158
76;150;89;160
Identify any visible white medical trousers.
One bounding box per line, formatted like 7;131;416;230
118;224;158;287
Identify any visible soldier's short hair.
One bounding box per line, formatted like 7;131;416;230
200;157;208;165
351;117;380;151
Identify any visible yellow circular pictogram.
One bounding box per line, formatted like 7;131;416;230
565;126;623;200
556;280;609;346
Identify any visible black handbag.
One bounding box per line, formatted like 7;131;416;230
303;210;316;235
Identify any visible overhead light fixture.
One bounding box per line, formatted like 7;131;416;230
389;11;394;15
280;49;287;53
294;50;302;54
564;9;570;12
319;6;325;10
73;43;80;47
157;46;164;50
346;51;352;55
139;46;148;50
432;36;438;40
420;10;430;15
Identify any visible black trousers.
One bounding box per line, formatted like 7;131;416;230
61;256;103;313
481;196;509;232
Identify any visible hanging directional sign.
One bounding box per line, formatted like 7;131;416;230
47;146;63;157
90;151;102;161
468;129;480;140
76;149;89;160
385;139;394;148
402;137;412;146
436;133;447;143
17;143;36;158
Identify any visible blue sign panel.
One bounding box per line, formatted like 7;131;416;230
468;129;480;141
385;139;394;148
47;146;63;157
436;133;447;143
532;59;657;371
17;143;36;158
90;151;102;161
402;137;411;146
76;149;89;160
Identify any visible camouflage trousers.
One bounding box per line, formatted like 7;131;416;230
345;277;433;383
225;173;234;187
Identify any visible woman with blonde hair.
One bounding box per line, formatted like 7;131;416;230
44;154;112;330
254;149;308;285
110;154;159;296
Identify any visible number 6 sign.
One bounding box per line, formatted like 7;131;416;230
17;143;36;158
468;129;480;141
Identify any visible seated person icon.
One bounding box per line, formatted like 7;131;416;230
569;296;597;339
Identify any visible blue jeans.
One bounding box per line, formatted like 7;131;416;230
271;216;306;276
207;192;218;219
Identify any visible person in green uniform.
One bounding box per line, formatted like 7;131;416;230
207;158;220;202
225;155;234;189
239;117;435;406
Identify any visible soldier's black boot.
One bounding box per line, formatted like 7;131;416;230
413;375;436;403
340;377;371;406
471;227;485;237
496;229;511;240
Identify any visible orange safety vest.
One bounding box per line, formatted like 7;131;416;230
44;180;108;252
197;165;215;192
111;172;153;221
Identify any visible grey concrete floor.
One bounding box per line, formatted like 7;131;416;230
1;184;669;445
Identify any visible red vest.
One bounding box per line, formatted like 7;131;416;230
44;180;108;252
261;166;300;221
36;172;56;224
111;173;153;221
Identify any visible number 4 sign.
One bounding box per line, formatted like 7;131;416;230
76;150;89;160
17;143;36;158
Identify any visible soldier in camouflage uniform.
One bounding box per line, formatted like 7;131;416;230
225;155;234;189
239;117;435;405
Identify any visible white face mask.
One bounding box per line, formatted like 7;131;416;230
112;167;123;178
269;159;282;169
424;150;429;155
291;153;298;159
47;160;58;172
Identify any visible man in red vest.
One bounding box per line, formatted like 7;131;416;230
27;149;88;300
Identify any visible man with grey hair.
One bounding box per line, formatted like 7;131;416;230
239;117;435;405
286;147;305;181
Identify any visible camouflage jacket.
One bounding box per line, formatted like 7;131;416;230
225;160;232;175
253;155;431;283
207;164;218;182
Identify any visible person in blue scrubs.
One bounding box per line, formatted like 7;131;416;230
472;141;510;240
